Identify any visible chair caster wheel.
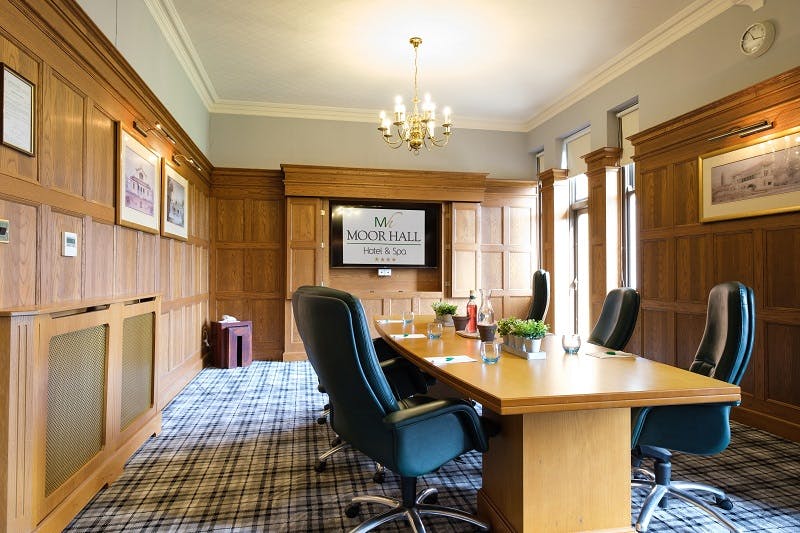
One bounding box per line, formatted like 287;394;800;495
314;461;326;473
715;496;734;511
331;436;342;447
345;502;361;518
372;470;385;483
316;416;327;425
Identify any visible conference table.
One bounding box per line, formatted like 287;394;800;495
375;316;740;533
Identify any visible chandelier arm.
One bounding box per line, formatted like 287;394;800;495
382;134;405;149
428;135;450;148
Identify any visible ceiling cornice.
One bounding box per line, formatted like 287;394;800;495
145;0;218;107
150;0;740;133
522;0;740;131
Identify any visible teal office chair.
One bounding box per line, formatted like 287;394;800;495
588;287;640;350
526;269;550;321
292;285;491;532
631;281;755;532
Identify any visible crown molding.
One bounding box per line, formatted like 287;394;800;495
209;100;529;132
522;0;739;131
145;0;217;108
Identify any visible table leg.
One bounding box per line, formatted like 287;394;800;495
478;408;632;533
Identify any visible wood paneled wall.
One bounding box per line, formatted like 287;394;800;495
0;0;211;410
539;168;570;331
631;66;800;441
211;168;285;360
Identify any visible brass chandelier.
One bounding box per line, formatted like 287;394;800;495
378;37;452;154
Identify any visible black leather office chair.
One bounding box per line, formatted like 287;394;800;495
527;269;550;321
293;285;491;532
631;281;755;532
587;287;640;350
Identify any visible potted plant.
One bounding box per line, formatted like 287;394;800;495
511;319;549;352
497;317;522;344
431;301;458;326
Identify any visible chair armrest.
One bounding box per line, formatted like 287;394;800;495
383;398;476;428
379;357;428;396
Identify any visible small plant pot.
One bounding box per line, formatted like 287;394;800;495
435;313;454;326
477;323;497;342
511;335;523;350
523;338;542;353
452;315;470;331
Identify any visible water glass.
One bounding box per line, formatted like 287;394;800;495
401;311;415;326
427;322;443;340
480;341;502;365
562;334;581;355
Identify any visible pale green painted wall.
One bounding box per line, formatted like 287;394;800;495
528;0;800;170
76;0;210;154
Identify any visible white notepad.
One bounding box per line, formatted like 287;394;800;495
390;333;427;340
425;355;477;366
587;351;636;359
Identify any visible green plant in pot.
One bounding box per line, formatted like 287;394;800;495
511;319;549;352
431;301;458;326
497;317;523;340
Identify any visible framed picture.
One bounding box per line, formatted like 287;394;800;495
117;128;161;233
1;63;35;156
700;126;800;222
161;161;189;241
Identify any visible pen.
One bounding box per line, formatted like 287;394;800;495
606;351;616;355
445;357;454;361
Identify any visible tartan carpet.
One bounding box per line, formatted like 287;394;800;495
65;361;800;532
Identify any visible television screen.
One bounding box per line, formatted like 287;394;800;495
330;201;440;268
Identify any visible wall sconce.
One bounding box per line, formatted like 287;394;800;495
172;153;202;172
706;120;773;141
133;120;176;144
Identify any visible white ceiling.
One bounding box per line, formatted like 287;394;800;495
147;0;746;131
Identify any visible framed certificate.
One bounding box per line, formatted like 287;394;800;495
1;63;34;156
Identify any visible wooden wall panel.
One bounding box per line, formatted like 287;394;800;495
84;219;114;299
84;105;115;206
641;309;673;365
0;199;36;307
675;234;711;303
43;210;82;304
137;232;158;295
41;71;84;196
114;226;137;297
0;32;38;183
631;66;800;441
481;205;502;245
482;251;503;292
713;231;754;288
640;167;671;230
764;227;800;309
765;322;800;409
452;203;480;298
212;169;285;360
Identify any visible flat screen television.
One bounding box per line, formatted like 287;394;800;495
330;201;440;268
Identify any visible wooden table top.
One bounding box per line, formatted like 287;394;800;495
376;315;741;415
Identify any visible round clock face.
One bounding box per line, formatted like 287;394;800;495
740;21;775;57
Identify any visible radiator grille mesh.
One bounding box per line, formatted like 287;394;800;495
46;324;107;496
121;313;154;430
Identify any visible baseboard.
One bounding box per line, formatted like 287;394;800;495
158;351;204;410
733;407;800;443
283;351;307;362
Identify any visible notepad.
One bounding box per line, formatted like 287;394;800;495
390;333;427;340
588;351;636;359
377;319;404;324
425;355;477;366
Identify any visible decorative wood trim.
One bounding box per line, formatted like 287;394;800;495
538;168;570;331
282;164;487;202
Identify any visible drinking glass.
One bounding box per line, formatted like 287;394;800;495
427;322;443;340
401;311;415;326
562;334;581;354
480;341;502;364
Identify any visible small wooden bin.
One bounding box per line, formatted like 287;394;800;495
211;320;253;368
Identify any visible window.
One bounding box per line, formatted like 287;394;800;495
563;127;591;335
618;106;639;288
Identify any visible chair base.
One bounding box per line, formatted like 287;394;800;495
346;485;488;533
632;473;738;532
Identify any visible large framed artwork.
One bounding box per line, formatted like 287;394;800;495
117;128;161;233
1;63;35;156
700;126;800;222
161;161;189;241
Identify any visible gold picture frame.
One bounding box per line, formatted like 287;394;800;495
700;126;800;222
161;161;189;241
1;63;35;156
117;128;161;234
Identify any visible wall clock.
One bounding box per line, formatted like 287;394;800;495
740;21;775;57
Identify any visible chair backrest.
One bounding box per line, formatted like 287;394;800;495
527;269;550;321
587;287;640;350
690;281;755;385
292;286;400;446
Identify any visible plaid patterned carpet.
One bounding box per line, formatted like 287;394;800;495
65;361;800;532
